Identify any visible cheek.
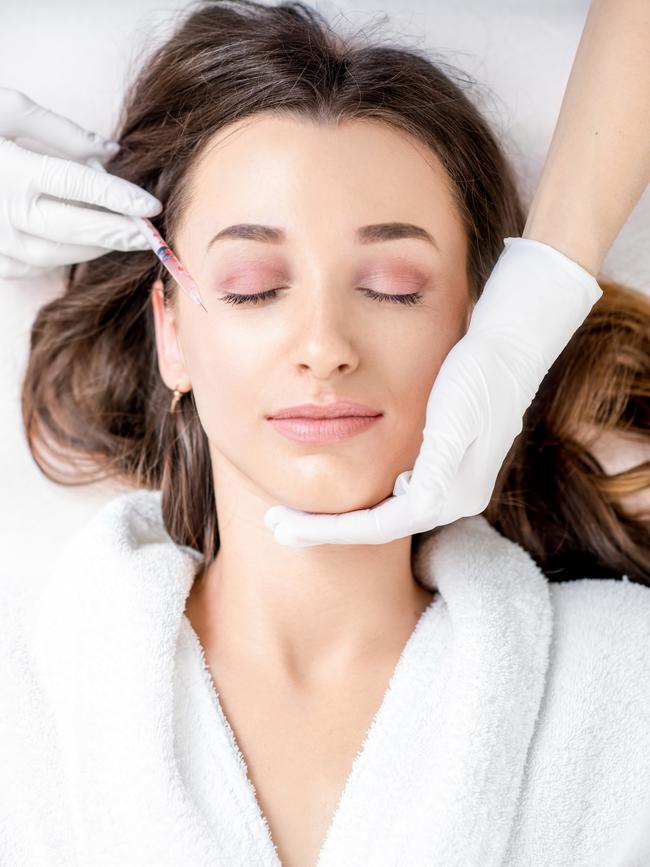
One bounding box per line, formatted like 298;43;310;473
387;300;469;457
389;352;438;446
181;322;263;447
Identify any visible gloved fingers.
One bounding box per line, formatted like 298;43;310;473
264;490;429;547
414;353;529;527
424;435;501;527
0;253;55;280
13;195;150;253
0;87;116;160
406;341;488;499
29;144;161;217
0;228;111;269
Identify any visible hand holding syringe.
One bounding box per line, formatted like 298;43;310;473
0;86;210;290
86;156;207;312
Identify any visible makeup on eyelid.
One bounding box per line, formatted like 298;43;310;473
220;287;424;306
211;257;431;302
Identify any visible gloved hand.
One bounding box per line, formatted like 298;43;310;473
264;236;603;547
0;86;162;279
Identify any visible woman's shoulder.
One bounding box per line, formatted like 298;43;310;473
0;487;179;695
549;574;650;656
0;577;79;862
0;576;32;667
0;578;48;717
543;575;650;720
0;577;52;760
511;576;650;867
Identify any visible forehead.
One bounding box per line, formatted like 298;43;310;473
180;112;466;260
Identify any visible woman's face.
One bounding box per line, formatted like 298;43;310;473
152;112;473;514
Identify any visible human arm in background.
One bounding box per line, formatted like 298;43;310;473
523;0;650;276
264;0;650;547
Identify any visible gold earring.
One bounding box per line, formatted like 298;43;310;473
169;383;186;414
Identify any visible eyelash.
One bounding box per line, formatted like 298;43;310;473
219;287;424;306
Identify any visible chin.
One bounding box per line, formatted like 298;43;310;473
281;484;394;516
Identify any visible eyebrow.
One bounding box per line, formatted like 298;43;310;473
206;221;439;252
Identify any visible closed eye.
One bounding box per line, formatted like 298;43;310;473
218;287;424;306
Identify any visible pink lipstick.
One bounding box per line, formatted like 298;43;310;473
267;401;382;444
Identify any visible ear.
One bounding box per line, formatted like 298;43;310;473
150;279;191;391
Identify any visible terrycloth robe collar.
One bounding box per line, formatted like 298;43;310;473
30;489;552;866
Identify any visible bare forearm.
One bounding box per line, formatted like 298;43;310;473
523;0;650;276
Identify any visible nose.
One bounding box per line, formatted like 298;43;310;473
289;290;360;379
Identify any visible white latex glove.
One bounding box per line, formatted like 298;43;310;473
264;236;603;547
0;86;161;279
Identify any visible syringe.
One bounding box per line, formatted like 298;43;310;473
86;157;207;312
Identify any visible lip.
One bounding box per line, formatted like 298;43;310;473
268;415;382;443
267;401;382;419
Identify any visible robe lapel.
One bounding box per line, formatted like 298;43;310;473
392;515;552;866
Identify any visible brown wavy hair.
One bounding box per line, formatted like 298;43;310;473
21;0;650;585
484;278;649;582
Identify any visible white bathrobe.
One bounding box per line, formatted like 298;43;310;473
1;488;649;867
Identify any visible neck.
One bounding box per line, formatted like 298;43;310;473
184;458;435;687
